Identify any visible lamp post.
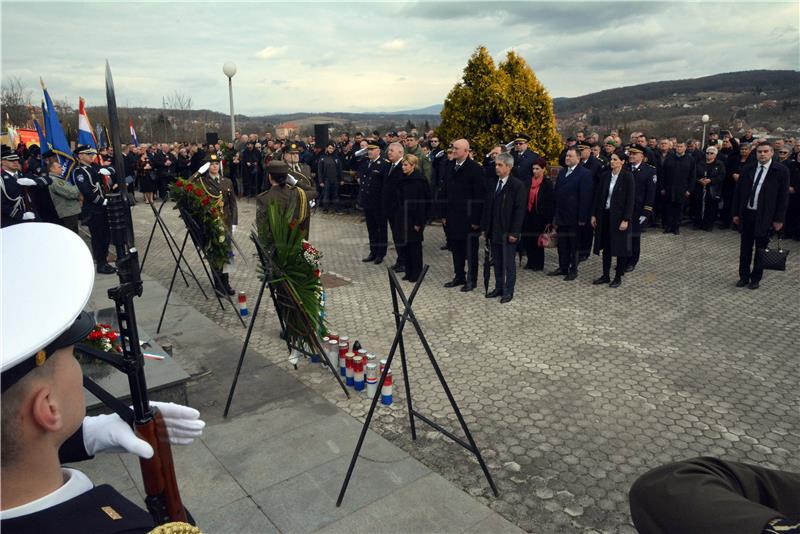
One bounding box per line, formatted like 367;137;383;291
701;114;710;150
223;62;237;142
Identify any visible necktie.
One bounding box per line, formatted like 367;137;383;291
495;180;503;194
454;162;461;172
749;165;765;208
565;168;573;177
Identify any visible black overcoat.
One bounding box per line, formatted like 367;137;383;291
440;158;486;240
394;169;431;244
593;169;635;257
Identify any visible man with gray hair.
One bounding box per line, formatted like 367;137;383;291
382;142;407;272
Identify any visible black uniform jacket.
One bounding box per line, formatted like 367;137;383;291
358;157;389;211
440;157;486;240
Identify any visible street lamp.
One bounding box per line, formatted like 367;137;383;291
223;62;237;142
701;114;710;149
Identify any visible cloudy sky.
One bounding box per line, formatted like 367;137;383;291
2;1;798;115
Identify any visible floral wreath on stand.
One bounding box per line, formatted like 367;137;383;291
170;178;231;271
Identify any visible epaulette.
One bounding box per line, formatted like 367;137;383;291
645;163;656;169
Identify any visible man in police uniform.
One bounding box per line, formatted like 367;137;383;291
195;153;238;296
511;134;540;181
358;140;389;264
73;145;116;274
626;145;657;272
0;222;204;533
578;142;603;261
1;144;52;227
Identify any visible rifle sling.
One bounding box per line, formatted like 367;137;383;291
83;375;136;426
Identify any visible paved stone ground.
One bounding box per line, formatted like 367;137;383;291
134;197;799;534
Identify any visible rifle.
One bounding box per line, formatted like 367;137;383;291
106;192;188;523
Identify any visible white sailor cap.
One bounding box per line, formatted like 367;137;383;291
1;223;96;393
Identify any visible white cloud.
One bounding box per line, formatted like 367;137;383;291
380;39;407;51
255;46;287;60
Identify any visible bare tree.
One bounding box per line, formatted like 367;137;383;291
2;76;32;127
162;91;193;141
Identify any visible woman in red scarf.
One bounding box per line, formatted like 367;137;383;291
521;157;554;270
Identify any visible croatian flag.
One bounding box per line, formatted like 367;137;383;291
77;97;98;149
129;118;139;147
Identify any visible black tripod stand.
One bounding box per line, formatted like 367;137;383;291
140;197;208;300
336;265;498;506
157;207;246;333
223;232;350;417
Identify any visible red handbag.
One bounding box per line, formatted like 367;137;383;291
538;224;557;248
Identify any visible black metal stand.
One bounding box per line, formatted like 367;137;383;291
336;266;498;507
140;198;208;300
223;232;350;418
156;208;245;333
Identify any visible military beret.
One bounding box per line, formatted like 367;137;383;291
267;159;289;176
604;139;619;147
74;144;98;156
1;144;20;161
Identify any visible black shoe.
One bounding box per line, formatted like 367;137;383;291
221;273;236;296
673;229;680;235
564;272;578;281
735;279;749;288
486;288;502;298
547;269;566;277
362;254;376;263
748;281;760;290
444;279;466;288
373;257;384;265
460;282;476;292
609;276;622;288
97;263;116;274
500;295;513;304
593;275;610;285
625;264;635;273
391;263;405;272
578;254;589;263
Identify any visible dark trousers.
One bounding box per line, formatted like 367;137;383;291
87;210;110;264
692;187;718;229
738;210;769;282
629;457;800;534
556;224;579;274
663;200;684;232
786;197;800;239
389;218;406;266
522;234;544;269
450;233;480;283
60;214;80;235
630;217;647;267
364;209;388;258
320;179;340;210
578;223;593;259
405;241;423;282
243;167;258;196
491;240;517;296
600;210;627;277
157;176;170;200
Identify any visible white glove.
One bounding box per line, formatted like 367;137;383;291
639;216;647;225
83;401;205;459
286;174;298;186
231;225;237;235
16;177;37;186
22;211;35;220
102;199;108;206
99;168;111;176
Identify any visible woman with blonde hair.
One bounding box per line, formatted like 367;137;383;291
394;154;432;282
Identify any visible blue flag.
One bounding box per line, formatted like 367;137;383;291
33;118;46;149
40;79;76;181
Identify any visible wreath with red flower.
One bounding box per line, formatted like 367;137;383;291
170;178;231;270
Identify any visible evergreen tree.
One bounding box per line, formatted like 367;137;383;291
438;47;562;162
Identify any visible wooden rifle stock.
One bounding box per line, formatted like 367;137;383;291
137;408;187;523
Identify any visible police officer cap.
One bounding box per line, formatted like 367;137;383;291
577;142;593;150
75;144;98;156
514;134;530;143
367;140;381;149
627;145;644;154
1;144;20;161
205;153;221;163
1;223;96;393
267;159;289;176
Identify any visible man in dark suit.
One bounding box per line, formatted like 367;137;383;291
481;153;526;303
440;139;486;291
358;141;389;263
511;134;539;181
381;142;407;272
660;141;694;235
627;146;657;272
549;147;594;281
578;142;603;261
732;143;790;289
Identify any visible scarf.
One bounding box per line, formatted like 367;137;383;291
528;175;544;212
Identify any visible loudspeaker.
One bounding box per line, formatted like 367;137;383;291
314;124;329;148
206;132;219;145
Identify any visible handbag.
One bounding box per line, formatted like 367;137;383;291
538;224;558;248
757;238;789;271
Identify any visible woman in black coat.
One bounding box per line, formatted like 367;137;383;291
591;151;634;287
521;157;554;271
396;154;432;282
